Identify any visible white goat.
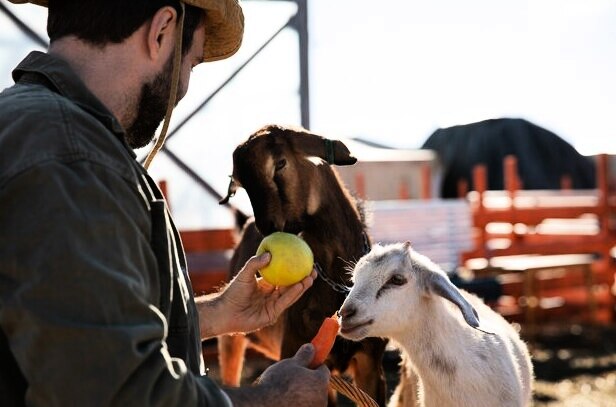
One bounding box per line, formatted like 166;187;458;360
339;242;533;407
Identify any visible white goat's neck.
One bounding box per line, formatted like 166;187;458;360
396;295;476;407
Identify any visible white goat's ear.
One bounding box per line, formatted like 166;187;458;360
429;272;494;334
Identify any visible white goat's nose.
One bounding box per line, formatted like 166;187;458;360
339;304;357;320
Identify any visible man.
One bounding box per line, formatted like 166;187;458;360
0;0;330;405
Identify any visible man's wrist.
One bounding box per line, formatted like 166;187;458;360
195;292;227;339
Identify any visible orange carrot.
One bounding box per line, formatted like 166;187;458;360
308;312;340;369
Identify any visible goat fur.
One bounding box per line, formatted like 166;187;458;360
217;124;388;406
339;242;534;407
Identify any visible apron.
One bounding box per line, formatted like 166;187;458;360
136;170;205;375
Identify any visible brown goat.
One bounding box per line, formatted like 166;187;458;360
218;124;388;406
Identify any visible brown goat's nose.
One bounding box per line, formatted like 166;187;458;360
339;305;357;320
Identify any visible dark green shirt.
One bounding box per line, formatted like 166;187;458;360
0;51;228;406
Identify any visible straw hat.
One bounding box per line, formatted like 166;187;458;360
7;0;244;62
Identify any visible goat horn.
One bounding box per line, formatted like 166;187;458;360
219;176;237;205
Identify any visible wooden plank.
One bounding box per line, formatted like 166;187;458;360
181;229;236;252
187;251;230;270
368;199;473;268
463;236;615;260
473;206;602;225
186;250;232;295
469;188;599;200
480;254;595;270
190;270;228;295
495;287;613;325
485;239;612;258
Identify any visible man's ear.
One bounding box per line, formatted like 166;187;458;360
146;6;178;62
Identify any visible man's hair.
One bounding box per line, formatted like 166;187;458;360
47;0;203;55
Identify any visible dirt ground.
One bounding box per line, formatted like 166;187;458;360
527;323;616;407
205;322;616;406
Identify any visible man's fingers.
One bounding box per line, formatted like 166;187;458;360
237;252;271;281
314;364;331;383
294;344;331;383
273;273;314;314
272;284;303;314
293;343;316;366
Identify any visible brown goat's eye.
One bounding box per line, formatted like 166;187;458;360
387;274;407;286
275;158;287;171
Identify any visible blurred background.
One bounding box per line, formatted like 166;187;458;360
2;1;616;405
3;0;616;229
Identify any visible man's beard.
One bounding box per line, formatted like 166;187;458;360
125;56;174;149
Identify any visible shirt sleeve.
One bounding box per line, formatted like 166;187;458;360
0;159;226;406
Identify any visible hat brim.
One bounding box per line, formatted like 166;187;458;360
7;0;244;62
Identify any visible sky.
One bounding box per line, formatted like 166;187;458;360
2;0;616;229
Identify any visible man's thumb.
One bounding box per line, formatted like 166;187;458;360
293;343;316;366
237;252;271;281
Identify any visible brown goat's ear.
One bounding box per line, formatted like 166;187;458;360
286;128;357;166
326;139;358;166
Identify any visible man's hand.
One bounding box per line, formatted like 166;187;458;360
196;253;316;338
224;343;331;407
221;253;316;333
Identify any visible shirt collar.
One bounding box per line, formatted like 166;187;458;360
12;51;136;158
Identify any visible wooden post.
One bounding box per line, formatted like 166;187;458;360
473;164;488;259
398;179;410;200
355;172;365;199
504;155;523;244
596;154;609;241
504;155;519;194
473;164;487;195
295;0;310;129
421;164;431;200
457;178;468;199
560;175;573;190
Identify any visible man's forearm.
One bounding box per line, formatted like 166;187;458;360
195;292;229;339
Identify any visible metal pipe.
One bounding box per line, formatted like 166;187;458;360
161;145;247;218
0;1;48;48
293;0;310;129
156;15;295;148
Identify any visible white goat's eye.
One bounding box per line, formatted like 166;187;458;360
376;273;408;298
387;274;407;286
275;158;287;171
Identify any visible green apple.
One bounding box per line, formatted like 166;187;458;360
255;232;314;286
